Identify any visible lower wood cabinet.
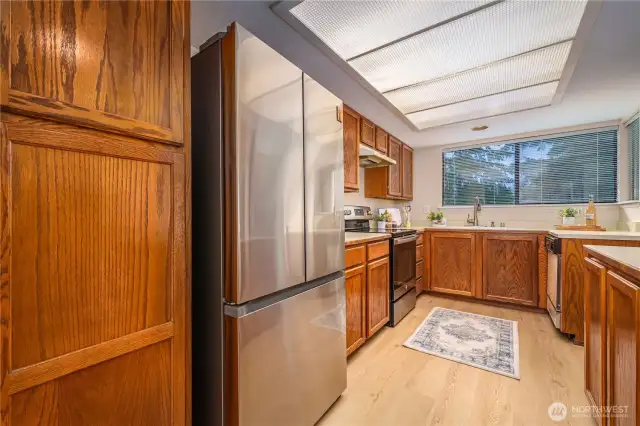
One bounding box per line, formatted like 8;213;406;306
430;232;476;297
606;271;639;426
482;234;539;306
345;239;391;356
584;257;607;423
585;249;640;426
345;264;367;356
366;257;390;337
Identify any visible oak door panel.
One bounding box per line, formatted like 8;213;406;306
1;114;186;425
562;239;640;344
360;118;375;148
345;265;366;356
366;257;390;337
606;271;639;426
343;106;359;192
387;136;402;197
584;257;607;423
2;0;187;145
345;244;366;269
375;126;388;154
401;144;413;200
430;233;475;297
11;341;172;426
482;234;538;306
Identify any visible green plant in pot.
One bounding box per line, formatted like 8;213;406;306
560;207;580;226
428;211;445;226
374;211;392;231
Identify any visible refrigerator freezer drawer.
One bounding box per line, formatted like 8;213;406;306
226;276;346;426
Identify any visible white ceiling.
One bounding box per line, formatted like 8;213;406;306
191;0;640;148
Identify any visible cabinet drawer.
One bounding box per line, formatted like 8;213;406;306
416;277;423;295
368;240;390;261
416;260;424;279
345;245;366;269
416;244;423;260
416;233;424;246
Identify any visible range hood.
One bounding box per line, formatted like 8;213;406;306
359;144;396;168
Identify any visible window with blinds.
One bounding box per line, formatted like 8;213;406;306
628;117;639;200
443;128;618;206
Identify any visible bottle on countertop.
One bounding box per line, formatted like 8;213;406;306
585;194;597;226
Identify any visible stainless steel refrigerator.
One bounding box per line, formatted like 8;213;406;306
192;23;346;426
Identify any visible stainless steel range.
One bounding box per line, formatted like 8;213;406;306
345;205;417;326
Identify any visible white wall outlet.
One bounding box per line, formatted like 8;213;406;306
423;205;431;214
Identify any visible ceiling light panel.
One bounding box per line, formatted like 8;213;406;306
349;0;587;92
406;81;559;129
290;0;493;60
386;41;572;114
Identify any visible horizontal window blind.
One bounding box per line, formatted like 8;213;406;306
443;128;618;206
628;117;639;200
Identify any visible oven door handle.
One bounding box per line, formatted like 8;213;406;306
394;235;417;245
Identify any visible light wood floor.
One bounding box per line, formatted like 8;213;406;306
318;294;593;426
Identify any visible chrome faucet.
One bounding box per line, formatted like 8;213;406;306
466;196;482;226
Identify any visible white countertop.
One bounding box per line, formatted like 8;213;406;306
345;232;391;245
584;245;640;273
413;225;549;232
549;230;640;240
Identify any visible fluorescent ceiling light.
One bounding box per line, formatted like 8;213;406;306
290;0;493;60
385;41;572;114
406;81;559;129
284;0;590;130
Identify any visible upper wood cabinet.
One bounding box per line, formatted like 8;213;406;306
606;271;639;426
343;105;360;192
0;0;188;146
584;257;607;424
375;126;388;154
482;234;538;306
364;135;404;199
345;264;367;356
1;113;187;426
360;117;375;148
401;144;413;199
430;232;476;297
367;257;390;337
387;137;403;197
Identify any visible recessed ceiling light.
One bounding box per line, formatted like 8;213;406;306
472;125;489;131
283;0;592;130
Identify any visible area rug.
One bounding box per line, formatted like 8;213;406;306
403;307;520;379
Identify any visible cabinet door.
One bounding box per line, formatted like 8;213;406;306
401;144;413;200
361;118;375;148
585;257;607;424
343;106;360;192
606;271;640;426
430;233;475;297
375;126;388;154
366;257;390;337
482;234;538;306
1;0;188;145
1;114;186;425
387;136;402;197
346;265;367;356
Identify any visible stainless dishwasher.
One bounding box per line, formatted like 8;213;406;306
545;235;562;329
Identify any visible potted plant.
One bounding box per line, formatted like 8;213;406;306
428;211;445;226
560;207;580;225
374;211;392;231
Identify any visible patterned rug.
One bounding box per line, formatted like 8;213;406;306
404;307;520;379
